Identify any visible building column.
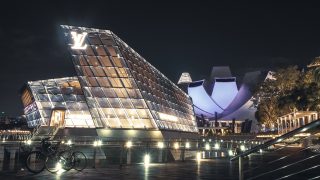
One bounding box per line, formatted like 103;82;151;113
9;148;16;170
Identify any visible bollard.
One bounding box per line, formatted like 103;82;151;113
158;148;163;163
9;148;16;170
93;147;96;168
119;143;124;168
181;147;185;162
239;156;243;180
0;146;4;171
126;148;131;164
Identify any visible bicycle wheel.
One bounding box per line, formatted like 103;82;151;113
45;154;61;173
25;151;46;173
60;150;73;171
72;151;87;171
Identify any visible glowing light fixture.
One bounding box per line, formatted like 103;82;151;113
158;112;178;122
214;143;220;150
67;140;72;145
174;142;179;149
205;143;210;150
26;139;32;145
240;145;245;151
228;150;234;156
196;152;201;161
185;142;190;149
144;154;150;166
157;142;164;149
126;141;133;148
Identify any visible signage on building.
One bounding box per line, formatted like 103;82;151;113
71;32;87;50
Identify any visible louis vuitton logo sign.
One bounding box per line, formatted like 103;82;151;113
71;31;88;50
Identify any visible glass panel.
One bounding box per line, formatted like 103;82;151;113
100;38;114;45
101;108;117;118
121;78;132;88
98;56;113;67
95;46;107;56
84;46;95;56
87;77;99;87
126;89;142;98
108;98;121;108
97;98;111;108
103;67;117;77
107;46;117;56
102;88;117;98
116;68;129;78
131;99;147;109
88;35;102;45
112;57;124;67
86;56;100;66
96;77;110;87
136;109;152;119
109;78;123;88
82;66;94;77
91;67;105;77
120;99;133;108
90;87;105;97
113;88;128;98
114;109;127;119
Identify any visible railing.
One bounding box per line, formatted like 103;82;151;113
232;119;320;180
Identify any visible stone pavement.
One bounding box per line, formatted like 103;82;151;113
0;159;239;180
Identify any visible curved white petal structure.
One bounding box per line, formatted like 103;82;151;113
188;80;224;118
211;78;238;109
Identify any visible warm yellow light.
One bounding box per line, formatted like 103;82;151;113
126;141;133;148
94;140;102;147
185;142;190;149
26;139;32;145
294;133;311;137
214;143;220;150
144;154;150;166
228;150;234;156
174;142;179;149
240;145;246;151
67;140;72;145
196;152;201;161
157;142;164;149
205;143;210;150
158;112;178;122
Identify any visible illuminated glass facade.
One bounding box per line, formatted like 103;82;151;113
33;25;200;133
22;77;95;128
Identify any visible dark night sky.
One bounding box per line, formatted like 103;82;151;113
1;1;320;116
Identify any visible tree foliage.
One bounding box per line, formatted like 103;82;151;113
254;62;320;128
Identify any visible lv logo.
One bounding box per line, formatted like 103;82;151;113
71;32;88;50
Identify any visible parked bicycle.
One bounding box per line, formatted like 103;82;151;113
25;137;87;173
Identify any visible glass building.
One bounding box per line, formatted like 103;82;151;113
21;25;198;135
21;77;95;128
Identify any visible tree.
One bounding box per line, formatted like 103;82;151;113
256;97;278;129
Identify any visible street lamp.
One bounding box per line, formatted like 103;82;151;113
185;142;190;149
174;142;179;149
157;142;164;149
205;143;210;150
126;141;133;148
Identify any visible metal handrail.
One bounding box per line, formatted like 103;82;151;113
231;119;320;161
